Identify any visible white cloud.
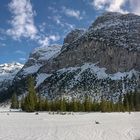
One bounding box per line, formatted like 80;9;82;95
19;58;26;62
65;23;75;29
7;0;37;40
38;38;49;47
39;22;46;32
49;35;60;41
62;7;83;20
38;35;60;47
51;15;75;31
108;0;127;13
53;16;64;27
129;0;140;15
92;0;127;13
92;0;140;15
93;0;110;10
48;6;58;13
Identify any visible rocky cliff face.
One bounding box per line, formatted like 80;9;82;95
63;29;84;45
0;12;140;102
61;29;84;51
40;12;140;74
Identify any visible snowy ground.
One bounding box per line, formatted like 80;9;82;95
0;109;140;140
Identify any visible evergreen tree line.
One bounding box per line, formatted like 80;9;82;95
10;76;140;112
123;91;140;111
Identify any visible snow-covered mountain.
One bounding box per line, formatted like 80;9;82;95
0;12;140;102
0;62;23;83
4;45;62;102
0;62;23;101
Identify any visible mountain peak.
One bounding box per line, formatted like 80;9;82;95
63;29;85;45
91;11;140;28
0;62;23;70
0;62;23;95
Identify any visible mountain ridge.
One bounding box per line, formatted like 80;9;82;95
0;12;140;102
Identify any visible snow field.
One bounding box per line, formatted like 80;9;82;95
0;112;139;140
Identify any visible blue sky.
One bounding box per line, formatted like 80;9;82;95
0;0;140;64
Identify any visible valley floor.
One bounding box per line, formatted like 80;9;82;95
0;109;139;140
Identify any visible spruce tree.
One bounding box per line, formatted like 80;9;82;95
60;98;66;112
72;98;78;112
11;93;19;109
21;95;25;111
133;92;137;111
135;91;140;111
100;96;107;112
84;96;92;112
24;76;37;112
37;95;44;111
44;97;49;111
118;93;124;112
81;102;85;112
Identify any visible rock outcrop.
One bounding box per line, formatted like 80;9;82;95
40;12;140;74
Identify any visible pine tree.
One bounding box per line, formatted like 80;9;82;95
20;95;25;111
126;98;130;112
24;76;37;112
81;102;85;112
37;95;44;111
44;97;49;111
133;92;137;111
10;93;19;109
130;92;134;111
60;98;66;112
77;100;85;112
135;91;140;111
123;93;131;112
106;101;112;112
84;96;92;112
100;96;108;112
118;93;124;112
72;98;78;112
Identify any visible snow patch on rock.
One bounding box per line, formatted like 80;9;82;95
23;64;42;75
32;45;62;61
36;73;52;87
58;63;138;80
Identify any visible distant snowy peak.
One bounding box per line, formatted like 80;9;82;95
0;62;23;75
0;62;23;82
